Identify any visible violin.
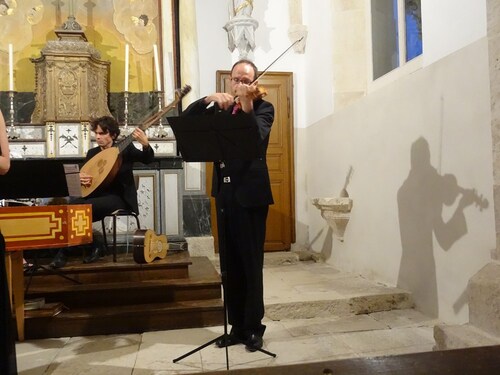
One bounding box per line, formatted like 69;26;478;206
249;85;267;100
238;84;267;102
234;84;267;106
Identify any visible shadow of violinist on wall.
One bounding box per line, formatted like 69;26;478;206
397;137;488;317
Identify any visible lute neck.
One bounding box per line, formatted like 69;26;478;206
113;84;192;154
116;125;146;153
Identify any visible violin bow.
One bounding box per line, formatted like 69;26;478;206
232;37;304;104
251;36;304;84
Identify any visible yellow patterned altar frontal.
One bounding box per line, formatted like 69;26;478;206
0;204;92;251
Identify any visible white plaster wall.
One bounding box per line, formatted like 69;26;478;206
191;1;230;102
306;38;495;323
191;0;493;323
422;0;488;66
192;0;332;124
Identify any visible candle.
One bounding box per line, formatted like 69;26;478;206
8;43;13;91
124;44;129;92
153;44;161;91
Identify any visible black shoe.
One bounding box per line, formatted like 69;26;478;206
83;247;102;264
245;333;263;352
215;328;244;348
215;334;241;348
49;249;67;269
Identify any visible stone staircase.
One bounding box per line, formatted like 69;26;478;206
261;252;500;353
211;250;415;321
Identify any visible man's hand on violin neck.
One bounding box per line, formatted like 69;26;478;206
235;82;261;98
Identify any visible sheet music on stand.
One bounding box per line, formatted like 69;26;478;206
63;164;82;197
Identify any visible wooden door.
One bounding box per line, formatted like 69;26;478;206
207;71;295;252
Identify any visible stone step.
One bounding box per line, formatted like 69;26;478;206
261;252;413;320
434;323;500;350
210;251;415;321
265;291;413;320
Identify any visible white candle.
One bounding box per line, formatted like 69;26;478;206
153;44;161;91
8;43;14;91
124;44;129;92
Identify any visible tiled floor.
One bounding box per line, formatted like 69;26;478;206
15;258;439;374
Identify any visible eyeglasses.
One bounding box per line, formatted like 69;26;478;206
230;77;252;85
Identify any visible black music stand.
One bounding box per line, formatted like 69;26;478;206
0;159;79;199
168;112;260;162
168;113;276;369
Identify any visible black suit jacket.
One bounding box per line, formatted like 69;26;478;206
183;97;274;207
85;142;155;213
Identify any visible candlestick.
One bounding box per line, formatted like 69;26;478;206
8;44;14;92
123;91;129;134
124;44;129;92
7;91;19;140
156;91;167;138
69;0;74;17
153;44;161;91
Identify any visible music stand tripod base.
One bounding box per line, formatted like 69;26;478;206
172;243;276;367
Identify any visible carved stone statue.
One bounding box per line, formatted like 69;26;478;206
224;0;259;59
230;0;254;17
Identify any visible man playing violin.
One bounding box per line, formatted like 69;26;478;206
182;59;274;352
50;116;154;268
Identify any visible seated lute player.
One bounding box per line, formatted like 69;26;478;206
50;115;154;268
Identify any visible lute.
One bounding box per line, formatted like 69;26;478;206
80;85;191;197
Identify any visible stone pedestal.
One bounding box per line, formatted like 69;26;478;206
312;197;353;242
224;16;259;59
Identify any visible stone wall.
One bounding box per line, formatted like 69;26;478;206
488;0;500;261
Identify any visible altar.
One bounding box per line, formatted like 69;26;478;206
2;7;190;241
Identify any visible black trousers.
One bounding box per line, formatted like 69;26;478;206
0;233;18;375
71;194;127;222
216;184;268;335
